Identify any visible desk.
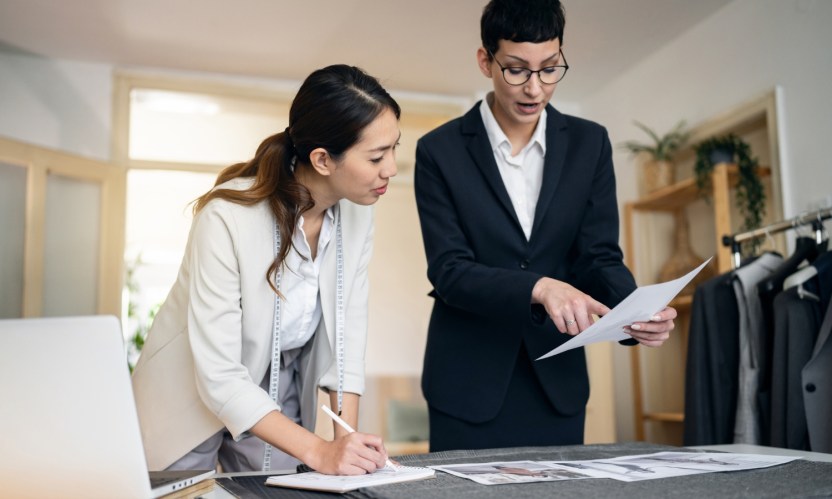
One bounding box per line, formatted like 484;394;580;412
205;442;832;498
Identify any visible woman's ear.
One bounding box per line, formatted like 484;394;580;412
308;148;333;177
476;47;493;78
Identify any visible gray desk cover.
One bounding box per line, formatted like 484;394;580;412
224;442;832;498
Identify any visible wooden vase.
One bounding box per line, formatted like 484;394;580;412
659;210;714;294
644;160;675;193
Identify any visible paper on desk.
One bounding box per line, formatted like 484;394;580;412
537;257;712;361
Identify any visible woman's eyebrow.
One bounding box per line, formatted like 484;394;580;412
503;52;561;65
367;131;402;152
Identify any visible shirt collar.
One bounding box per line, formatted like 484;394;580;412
298;206;335;229
295;205;337;258
479;93;547;155
319;206;336;248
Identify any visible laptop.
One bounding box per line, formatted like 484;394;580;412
0;315;214;499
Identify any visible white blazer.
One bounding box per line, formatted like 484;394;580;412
131;178;374;470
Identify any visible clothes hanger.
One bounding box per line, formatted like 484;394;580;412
763;226;776;253
783;265;820;302
757;227;785;261
778;216;832;301
814;214;829;253
756;232;818;296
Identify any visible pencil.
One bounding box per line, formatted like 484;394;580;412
321;405;397;470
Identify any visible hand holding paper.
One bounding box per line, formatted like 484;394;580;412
537;258;712;360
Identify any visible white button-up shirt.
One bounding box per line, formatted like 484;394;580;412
279;207;335;351
479;95;547;240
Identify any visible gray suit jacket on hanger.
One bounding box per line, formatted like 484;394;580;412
732;253;782;444
802;296;832;453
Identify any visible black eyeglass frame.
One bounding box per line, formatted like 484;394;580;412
488;50;569;86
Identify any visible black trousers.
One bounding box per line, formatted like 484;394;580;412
428;344;586;452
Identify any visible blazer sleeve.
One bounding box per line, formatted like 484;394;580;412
414;138;543;325
187;200;278;439
567;129;636;307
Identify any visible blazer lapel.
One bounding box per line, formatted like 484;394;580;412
318;209;337;351
531;105;568;237
462;105;522;230
811;298;832;359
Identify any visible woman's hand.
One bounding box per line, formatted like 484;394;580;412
532;277;610;335
624;306;677;347
308;432;389;475
250;406;388;476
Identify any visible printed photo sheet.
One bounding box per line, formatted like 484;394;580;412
430;460;598;485
542;451;801;482
431;452;799;485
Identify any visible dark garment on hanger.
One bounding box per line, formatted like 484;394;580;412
684;272;740;446
769;284;822;450
755;237;819;445
807;250;832;312
803;294;832;452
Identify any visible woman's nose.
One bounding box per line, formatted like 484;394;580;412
382;156;398;179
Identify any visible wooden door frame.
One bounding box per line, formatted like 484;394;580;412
0;137;126;317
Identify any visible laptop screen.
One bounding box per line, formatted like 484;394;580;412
0;316;212;498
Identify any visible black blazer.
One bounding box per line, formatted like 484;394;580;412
414;103;636;423
683;273;740;446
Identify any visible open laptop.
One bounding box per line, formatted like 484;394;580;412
0;315;214;499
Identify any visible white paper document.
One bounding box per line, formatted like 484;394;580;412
544;451;800;482
430;460;597;485
430;451;799;486
537;258;712;360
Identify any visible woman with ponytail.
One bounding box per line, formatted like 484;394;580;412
132;64;401;475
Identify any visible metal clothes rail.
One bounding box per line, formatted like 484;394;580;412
722;207;832;269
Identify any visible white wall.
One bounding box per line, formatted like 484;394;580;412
578;0;832;441
0;51;112;161
366;182;433;375
584;0;832;216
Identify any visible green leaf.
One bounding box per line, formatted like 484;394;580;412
619;120;689;162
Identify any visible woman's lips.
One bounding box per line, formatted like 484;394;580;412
517;102;541;114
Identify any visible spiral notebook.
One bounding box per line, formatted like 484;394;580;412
265;464;435;493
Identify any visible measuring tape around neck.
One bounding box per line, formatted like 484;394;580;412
263;208;345;471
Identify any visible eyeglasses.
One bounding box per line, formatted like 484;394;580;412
489;50;569;86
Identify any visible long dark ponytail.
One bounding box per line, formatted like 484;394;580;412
194;65;400;294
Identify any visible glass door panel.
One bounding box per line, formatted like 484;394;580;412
42;173;102;316
0;161;27;318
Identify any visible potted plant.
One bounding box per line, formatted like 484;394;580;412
693;133;766;233
124;254;161;372
620;120;690;193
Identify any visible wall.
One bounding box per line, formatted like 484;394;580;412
0;50;112;161
366;182;433;375
578;0;832;441
0;161;27;318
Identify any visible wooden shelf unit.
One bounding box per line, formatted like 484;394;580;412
625;164;771;276
623;163;770;442
644;412;686;423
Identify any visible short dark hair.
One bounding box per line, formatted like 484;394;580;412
480;0;566;58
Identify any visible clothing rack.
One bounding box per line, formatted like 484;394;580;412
722;206;832;269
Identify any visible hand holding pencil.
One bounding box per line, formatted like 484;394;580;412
321;405;398;472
